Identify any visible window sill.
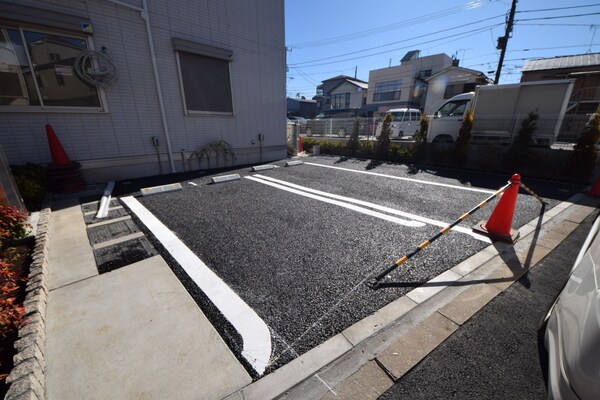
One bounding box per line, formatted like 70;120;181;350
184;110;234;116
0;106;108;114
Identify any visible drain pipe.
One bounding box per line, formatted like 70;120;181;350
106;0;176;174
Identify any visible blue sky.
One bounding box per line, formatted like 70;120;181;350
284;0;600;99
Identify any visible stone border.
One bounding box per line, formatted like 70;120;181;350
5;208;51;400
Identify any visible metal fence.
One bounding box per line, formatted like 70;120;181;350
299;117;378;138
291;113;593;147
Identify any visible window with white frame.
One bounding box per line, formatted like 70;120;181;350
174;39;234;115
0;25;102;108
373;80;401;102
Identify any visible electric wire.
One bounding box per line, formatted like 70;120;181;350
287;0;494;49
289;15;505;66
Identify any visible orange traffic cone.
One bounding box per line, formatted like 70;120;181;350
589;175;600;196
473;174;521;243
298;136;303;153
46;124;71;166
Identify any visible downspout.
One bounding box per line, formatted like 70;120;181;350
106;0;177;173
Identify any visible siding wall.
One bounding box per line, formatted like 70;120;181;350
367;54;452;112
329;81;366;109
0;0;286;181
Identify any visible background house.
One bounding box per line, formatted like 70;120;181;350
0;0;286;182
367;51;453;115
521;53;600;114
313;75;368;114
424;66;490;115
286;97;316;119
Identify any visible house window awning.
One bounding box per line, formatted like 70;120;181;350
172;38;233;61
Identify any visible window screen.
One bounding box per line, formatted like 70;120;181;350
178;51;233;114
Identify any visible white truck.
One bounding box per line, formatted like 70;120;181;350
427;80;574;146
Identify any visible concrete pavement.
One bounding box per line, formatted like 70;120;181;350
41;186;598;399
44;198;251;400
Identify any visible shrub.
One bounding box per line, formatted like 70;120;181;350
0;260;25;339
504;111;539;171
346;117;361;156
0;206;29;247
10;164;47;211
377;112;393;158
452;109;474;166
564;108;600;180
414;113;428;147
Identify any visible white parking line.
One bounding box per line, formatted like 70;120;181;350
304;162;495;194
120;196;272;375
245;176;425;228
251;174;491;243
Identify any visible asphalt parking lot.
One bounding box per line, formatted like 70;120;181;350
120;156;585;376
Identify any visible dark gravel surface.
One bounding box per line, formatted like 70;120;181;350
132;156;584;374
379;211;598;400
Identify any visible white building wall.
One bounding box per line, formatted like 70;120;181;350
329;82;366;109
0;0;286;182
367;54;452;111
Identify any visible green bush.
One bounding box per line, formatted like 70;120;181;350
10;163;47;211
452;109;473;166
377;113;393;158
503;111;539;171
346;117;361;156
564;109;600;180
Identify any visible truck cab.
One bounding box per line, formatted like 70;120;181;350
428;93;473;143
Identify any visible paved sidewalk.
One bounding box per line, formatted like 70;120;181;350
44;198;251;400
41;190;598;400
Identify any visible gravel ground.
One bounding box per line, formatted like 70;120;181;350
132;156;584;375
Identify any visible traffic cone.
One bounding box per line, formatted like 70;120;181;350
298;136;303;153
46;124;71;166
588;175;600;196
473;174;521;243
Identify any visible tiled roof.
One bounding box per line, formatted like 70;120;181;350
522;53;600;72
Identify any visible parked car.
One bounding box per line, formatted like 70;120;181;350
539;215;600;399
375;108;421;139
287;116;307;125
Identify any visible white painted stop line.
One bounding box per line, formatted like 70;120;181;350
249;174;491;243
304;162;495;194
121;196;272;375
245;176;425;228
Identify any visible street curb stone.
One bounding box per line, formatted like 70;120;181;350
5;208;51;400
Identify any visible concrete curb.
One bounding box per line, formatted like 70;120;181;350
5;207;51;400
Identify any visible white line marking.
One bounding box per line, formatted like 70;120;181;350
304;162;495;194
121;196;271;375
245;176;425;228
252;174;491;243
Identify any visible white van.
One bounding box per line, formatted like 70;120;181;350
375;108;422;139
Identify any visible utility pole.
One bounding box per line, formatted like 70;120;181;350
494;0;517;84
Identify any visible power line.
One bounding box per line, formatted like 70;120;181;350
517;23;599;27
289;16;505;67
291;23;504;69
287;0;495;49
516;3;600;13
516;12;600;22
